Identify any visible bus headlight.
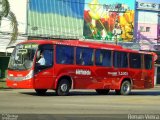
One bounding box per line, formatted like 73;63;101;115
23;70;34;80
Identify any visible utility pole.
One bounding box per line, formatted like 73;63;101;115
105;3;126;45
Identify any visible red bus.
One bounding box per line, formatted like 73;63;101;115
6;40;157;96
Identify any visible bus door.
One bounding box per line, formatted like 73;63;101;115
94;49;112;87
129;53;144;89
129;68;144;88
113;51;129;87
34;44;54;89
143;54;154;88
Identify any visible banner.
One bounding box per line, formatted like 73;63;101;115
27;0;85;39
83;0;135;42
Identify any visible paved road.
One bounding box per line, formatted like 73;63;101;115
0;88;160;119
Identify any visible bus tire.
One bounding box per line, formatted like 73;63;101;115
115;81;131;95
96;89;110;95
56;79;70;96
35;89;47;96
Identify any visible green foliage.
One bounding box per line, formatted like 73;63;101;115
0;0;18;45
2;0;10;17
7;11;18;45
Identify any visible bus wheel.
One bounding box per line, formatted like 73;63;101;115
56;79;70;96
35;89;47;96
115;81;131;95
96;89;110;95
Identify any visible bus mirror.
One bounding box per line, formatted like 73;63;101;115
36;51;41;60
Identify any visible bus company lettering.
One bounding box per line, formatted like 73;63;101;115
108;72;118;76
76;69;91;75
108;72;128;76
118;72;128;76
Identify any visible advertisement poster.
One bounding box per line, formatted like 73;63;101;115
27;0;85;39
83;0;135;42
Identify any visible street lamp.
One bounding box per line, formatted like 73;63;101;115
112;4;123;45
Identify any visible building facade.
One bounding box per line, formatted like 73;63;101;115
135;0;160;84
135;1;160;50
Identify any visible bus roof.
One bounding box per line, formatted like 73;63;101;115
20;39;154;55
20;39;122;49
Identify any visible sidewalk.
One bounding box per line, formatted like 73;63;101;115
0;78;7;89
153;85;160;90
0;78;6;82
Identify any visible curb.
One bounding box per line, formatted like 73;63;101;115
0;80;8;89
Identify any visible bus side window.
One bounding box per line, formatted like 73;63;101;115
129;53;141;69
144;55;152;69
43;50;53;66
76;47;94;66
56;45;74;64
95;49;111;67
79;51;85;65
113;51;128;68
35;44;53;72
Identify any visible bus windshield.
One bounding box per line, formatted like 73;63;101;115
8;43;38;70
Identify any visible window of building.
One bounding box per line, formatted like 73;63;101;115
95;49;111;67
129;53;141;69
146;27;150;32
56;45;74;64
140;26;151;32
76;47;94;66
144;55;152;69
140;26;145;32
113;51;128;68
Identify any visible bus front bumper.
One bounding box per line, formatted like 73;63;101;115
6;79;34;89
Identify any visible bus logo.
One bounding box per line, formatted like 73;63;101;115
76;69;91;75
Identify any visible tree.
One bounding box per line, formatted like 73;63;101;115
0;0;18;45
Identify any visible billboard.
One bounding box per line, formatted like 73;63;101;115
27;0;85;39
83;0;136;42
